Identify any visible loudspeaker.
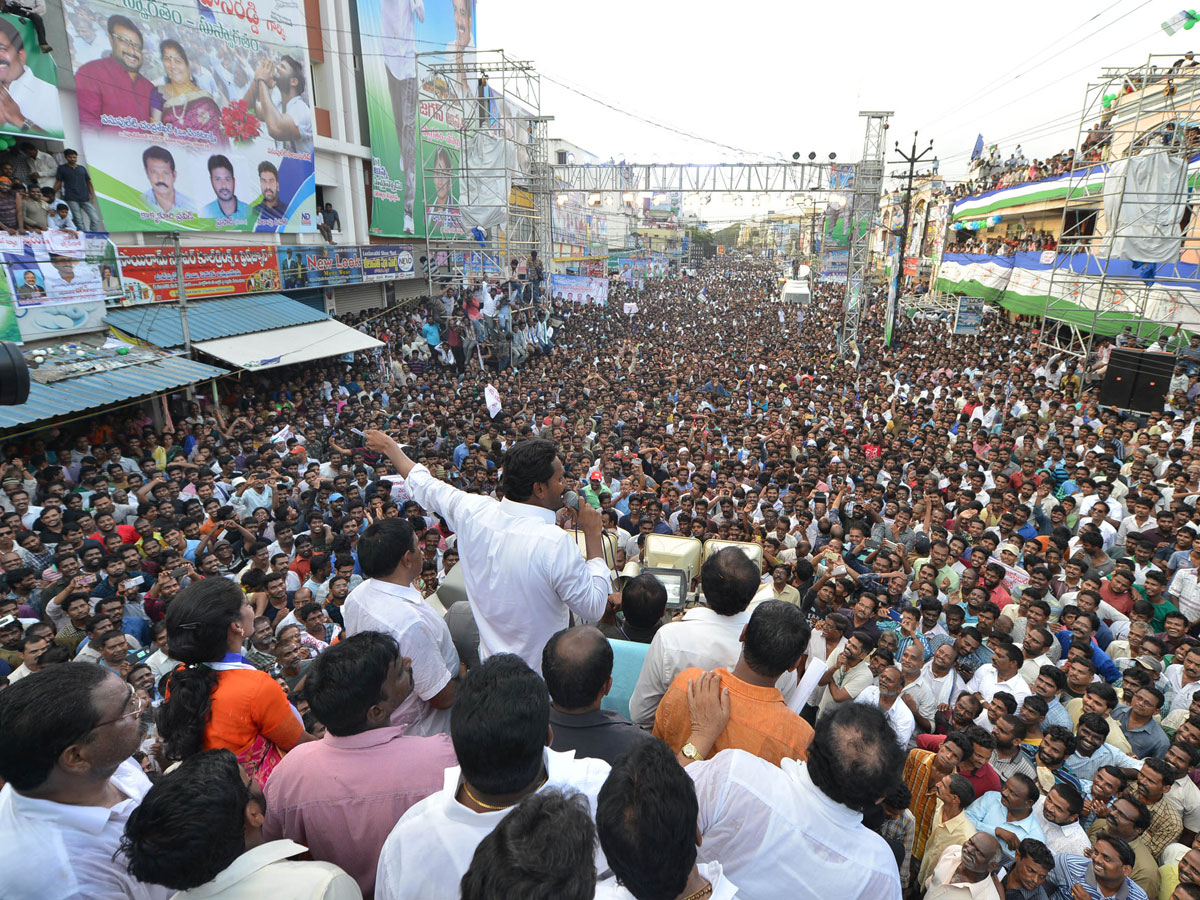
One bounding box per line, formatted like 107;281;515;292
0;341;28;406
1099;348;1173;413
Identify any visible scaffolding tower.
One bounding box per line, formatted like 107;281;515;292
1038;53;1200;378
841;111;891;353
417;50;547;292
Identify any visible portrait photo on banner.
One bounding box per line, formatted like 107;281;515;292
61;0;318;233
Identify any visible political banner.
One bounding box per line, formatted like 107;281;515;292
642;192;680;223
0;231;120;308
117;245;281;302
0;13;62;140
819;250;849;283
953;294;984;335
357;0;477;237
550;274;608;305
616;257;649;288
278;246;364;288
362;245;418;281
61;0;318;232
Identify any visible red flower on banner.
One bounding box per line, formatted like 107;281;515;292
220;99;262;143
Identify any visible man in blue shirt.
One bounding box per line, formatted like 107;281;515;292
1065;713;1142;783
966;772;1046;857
1056;615;1121;683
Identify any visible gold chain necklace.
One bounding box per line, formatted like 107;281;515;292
460;775;548;811
680;883;713;900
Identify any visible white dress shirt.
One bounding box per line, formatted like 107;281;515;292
855;686;916;748
343;579;459;736
405;465;610;672
0;758;171;900
966;664;1032;705
628;606;752;727
1165;662;1200;715
172;840;361;899
1032;797;1091;857
1167;766;1200;832
374;749;611;900
594;861;738;899
689;749;901;900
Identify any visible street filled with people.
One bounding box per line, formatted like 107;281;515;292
4;255;1200;899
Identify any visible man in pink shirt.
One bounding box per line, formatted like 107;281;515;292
74;15;154;129
263;631;456;896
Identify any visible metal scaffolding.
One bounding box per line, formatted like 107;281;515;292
841;111;892;354
417;50;546;288
549;162;834;194
1037;53;1200;378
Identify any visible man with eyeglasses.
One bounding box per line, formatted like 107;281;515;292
0;663;168;899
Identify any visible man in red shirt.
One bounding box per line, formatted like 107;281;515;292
74;15;154;129
88;511;138;546
1099;570;1136;617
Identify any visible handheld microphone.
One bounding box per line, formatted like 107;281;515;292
563;490;580;511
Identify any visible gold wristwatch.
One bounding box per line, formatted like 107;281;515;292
681;742;704;761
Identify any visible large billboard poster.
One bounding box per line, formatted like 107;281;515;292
550;274;608;305
357;0;476;237
643;192;681;223
61;0;317;233
0;13;62;140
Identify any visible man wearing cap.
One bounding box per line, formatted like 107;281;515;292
581;472;606;510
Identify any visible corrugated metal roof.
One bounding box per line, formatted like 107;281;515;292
105;294;329;348
0;356;228;431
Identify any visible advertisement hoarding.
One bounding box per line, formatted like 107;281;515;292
117;246;281;302
61;0;318;233
356;0;476;237
278;246;364;288
361;245;418;281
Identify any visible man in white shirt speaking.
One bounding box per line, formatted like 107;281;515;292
365;430;611;673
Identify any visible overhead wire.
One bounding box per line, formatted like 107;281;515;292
918;0;1155;133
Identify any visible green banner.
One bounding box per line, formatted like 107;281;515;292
358;0;476;238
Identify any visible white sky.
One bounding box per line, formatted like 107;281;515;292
479;0;1185;222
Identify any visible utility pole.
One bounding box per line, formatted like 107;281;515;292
887;131;935;346
171;231;195;400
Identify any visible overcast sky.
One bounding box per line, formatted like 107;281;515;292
480;0;1182;220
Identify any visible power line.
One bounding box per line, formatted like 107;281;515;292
919;0;1153;133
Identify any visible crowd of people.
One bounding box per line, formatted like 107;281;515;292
948;231;1061;257
3;254;1200;899
949;131;1112;204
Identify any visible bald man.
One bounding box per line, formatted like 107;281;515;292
924;832;1004;900
542;625;651;765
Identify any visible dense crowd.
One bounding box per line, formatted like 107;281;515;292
2;255;1200;899
950;232;1060;257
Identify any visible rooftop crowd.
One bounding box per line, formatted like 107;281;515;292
3;255;1200;899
